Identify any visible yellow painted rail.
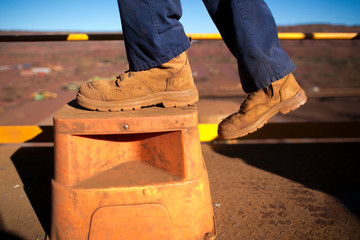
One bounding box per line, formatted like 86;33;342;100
0;126;43;143
0;32;359;42
1;122;360;144
277;32;360;40
190;32;360;40
0;126;53;144
0;125;217;143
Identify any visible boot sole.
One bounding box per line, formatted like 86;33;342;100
219;88;307;139
76;87;199;111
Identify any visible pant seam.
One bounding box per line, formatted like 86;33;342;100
148;0;171;56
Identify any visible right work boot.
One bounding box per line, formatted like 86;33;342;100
76;51;198;111
218;73;307;139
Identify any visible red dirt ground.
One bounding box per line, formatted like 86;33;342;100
1;25;360;125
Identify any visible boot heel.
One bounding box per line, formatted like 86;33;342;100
279;89;307;115
162;96;198;108
279;104;301;114
162;87;199;108
162;101;194;108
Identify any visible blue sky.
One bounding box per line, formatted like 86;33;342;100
0;0;359;33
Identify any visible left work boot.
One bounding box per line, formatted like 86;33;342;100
218;73;307;139
76;51;198;111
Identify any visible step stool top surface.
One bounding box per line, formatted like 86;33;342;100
53;100;198;134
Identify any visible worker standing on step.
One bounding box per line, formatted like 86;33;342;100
76;0;307;139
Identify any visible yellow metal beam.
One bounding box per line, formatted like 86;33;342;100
278;32;359;40
188;32;360;40
198;124;218;142
2;122;360;144
0;126;43;144
1;32;359;42
0;124;219;143
186;33;222;40
312;32;359;40
277;33;307;40
66;34;89;41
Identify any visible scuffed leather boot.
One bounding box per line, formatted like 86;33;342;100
76;51;198;111
218;73;307;139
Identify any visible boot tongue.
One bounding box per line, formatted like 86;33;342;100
263;85;273;97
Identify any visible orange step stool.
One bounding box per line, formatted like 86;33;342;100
51;101;216;240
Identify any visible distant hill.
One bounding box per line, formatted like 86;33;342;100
278;24;360;32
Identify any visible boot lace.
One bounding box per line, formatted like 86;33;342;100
115;70;134;86
239;93;254;113
239;85;273;113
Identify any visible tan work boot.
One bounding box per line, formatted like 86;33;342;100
76;51;198;111
218;73;307;139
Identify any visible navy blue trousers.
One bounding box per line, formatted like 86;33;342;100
117;0;296;93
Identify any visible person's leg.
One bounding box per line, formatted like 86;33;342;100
203;0;306;139
118;0;191;71
203;0;295;93
76;0;198;111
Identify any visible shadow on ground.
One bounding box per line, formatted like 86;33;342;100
11;146;54;237
0;215;23;240
212;141;360;217
0;231;23;240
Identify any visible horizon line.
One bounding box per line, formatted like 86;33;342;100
1;23;360;33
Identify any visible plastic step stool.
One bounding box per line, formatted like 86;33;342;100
51;100;216;240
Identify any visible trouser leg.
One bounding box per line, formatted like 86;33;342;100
117;0;191;71
203;0;296;93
